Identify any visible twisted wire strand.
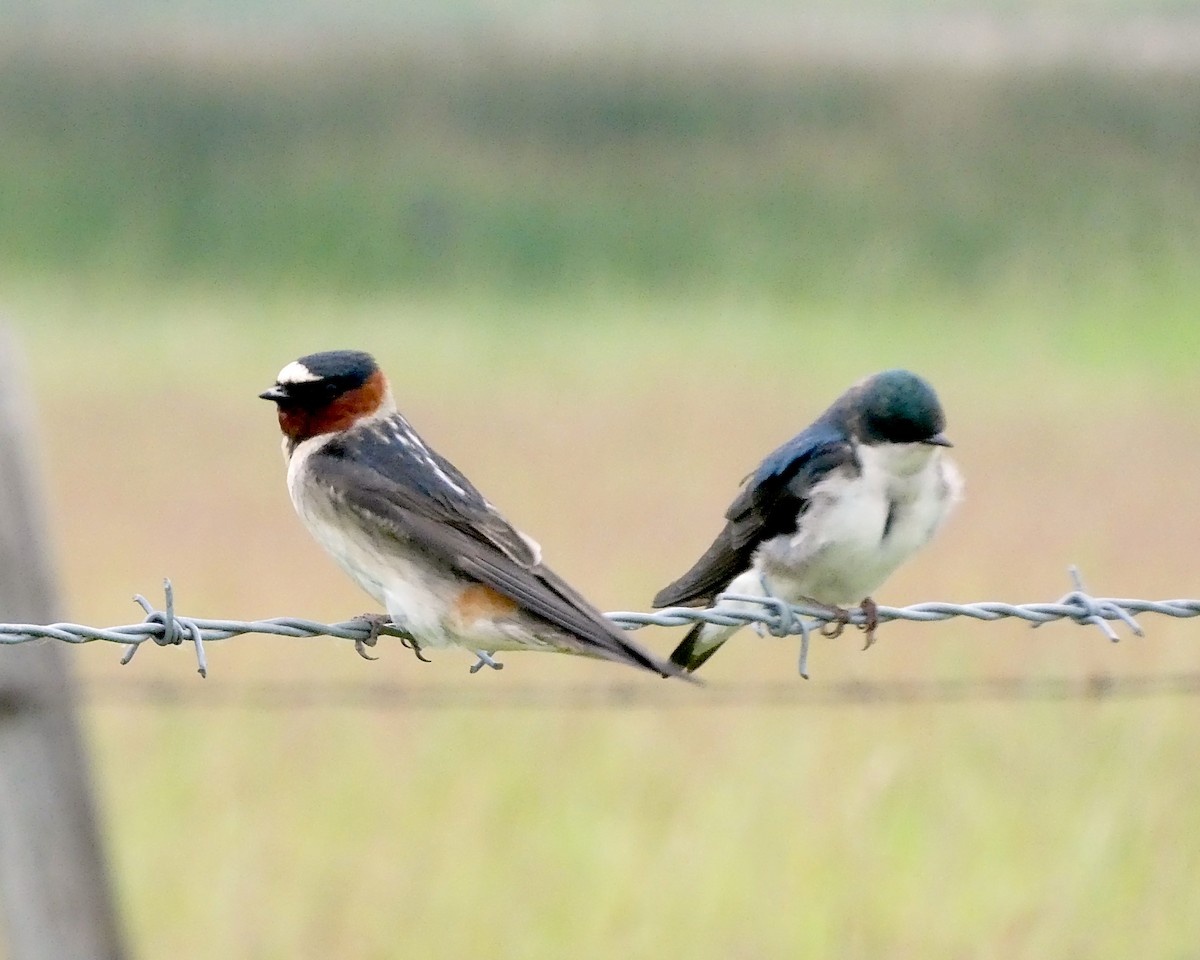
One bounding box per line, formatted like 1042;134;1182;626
0;568;1192;679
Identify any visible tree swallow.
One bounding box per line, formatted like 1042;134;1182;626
653;369;963;673
260;349;685;679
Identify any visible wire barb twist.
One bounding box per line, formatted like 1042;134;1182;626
0;568;1192;678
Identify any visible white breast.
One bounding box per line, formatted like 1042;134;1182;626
285;436;462;645
759;441;961;606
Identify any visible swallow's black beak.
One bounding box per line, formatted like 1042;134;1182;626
259;385;289;402
922;432;953;448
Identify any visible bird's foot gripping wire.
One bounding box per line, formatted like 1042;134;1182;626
351;614;430;663
355;614;432;663
816;602;852;639
813;598;880;649
351;613;389;660
859;597;880;650
469;650;504;674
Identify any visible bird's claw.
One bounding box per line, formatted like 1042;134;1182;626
401;636;431;663
352;613;389;660
817;603;851;639
352;613;430;662
859;597;880;650
814;598;879;648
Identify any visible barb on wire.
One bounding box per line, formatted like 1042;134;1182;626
0;568;1196;678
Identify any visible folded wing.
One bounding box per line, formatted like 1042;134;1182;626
309;438;683;677
653;422;856;608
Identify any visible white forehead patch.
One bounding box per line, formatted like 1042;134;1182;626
276;360;321;384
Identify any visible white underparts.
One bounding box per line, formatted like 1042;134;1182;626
689;440;962;657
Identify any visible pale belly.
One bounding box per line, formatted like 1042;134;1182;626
759;455;954;606
287;457;557;652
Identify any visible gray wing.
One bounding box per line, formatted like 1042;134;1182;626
653;425;856;608
309;439;682;676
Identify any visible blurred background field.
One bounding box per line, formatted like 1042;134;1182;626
3;2;1200;957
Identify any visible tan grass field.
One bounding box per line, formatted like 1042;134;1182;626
11;288;1200;958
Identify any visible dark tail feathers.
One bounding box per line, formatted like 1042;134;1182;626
668;622;725;674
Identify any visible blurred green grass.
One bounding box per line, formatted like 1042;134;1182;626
94;700;1200;960
3;47;1200;303
17;292;1197;960
4;31;1200;960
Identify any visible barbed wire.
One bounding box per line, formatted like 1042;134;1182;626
0;567;1195;680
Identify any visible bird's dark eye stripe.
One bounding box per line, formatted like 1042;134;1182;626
287;377;359;396
270;376;362;411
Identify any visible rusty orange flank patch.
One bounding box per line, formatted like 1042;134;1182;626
452;583;520;627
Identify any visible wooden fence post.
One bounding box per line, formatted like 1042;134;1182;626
0;326;127;960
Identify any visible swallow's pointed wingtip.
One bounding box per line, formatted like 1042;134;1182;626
622;641;699;684
655;655;703;684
